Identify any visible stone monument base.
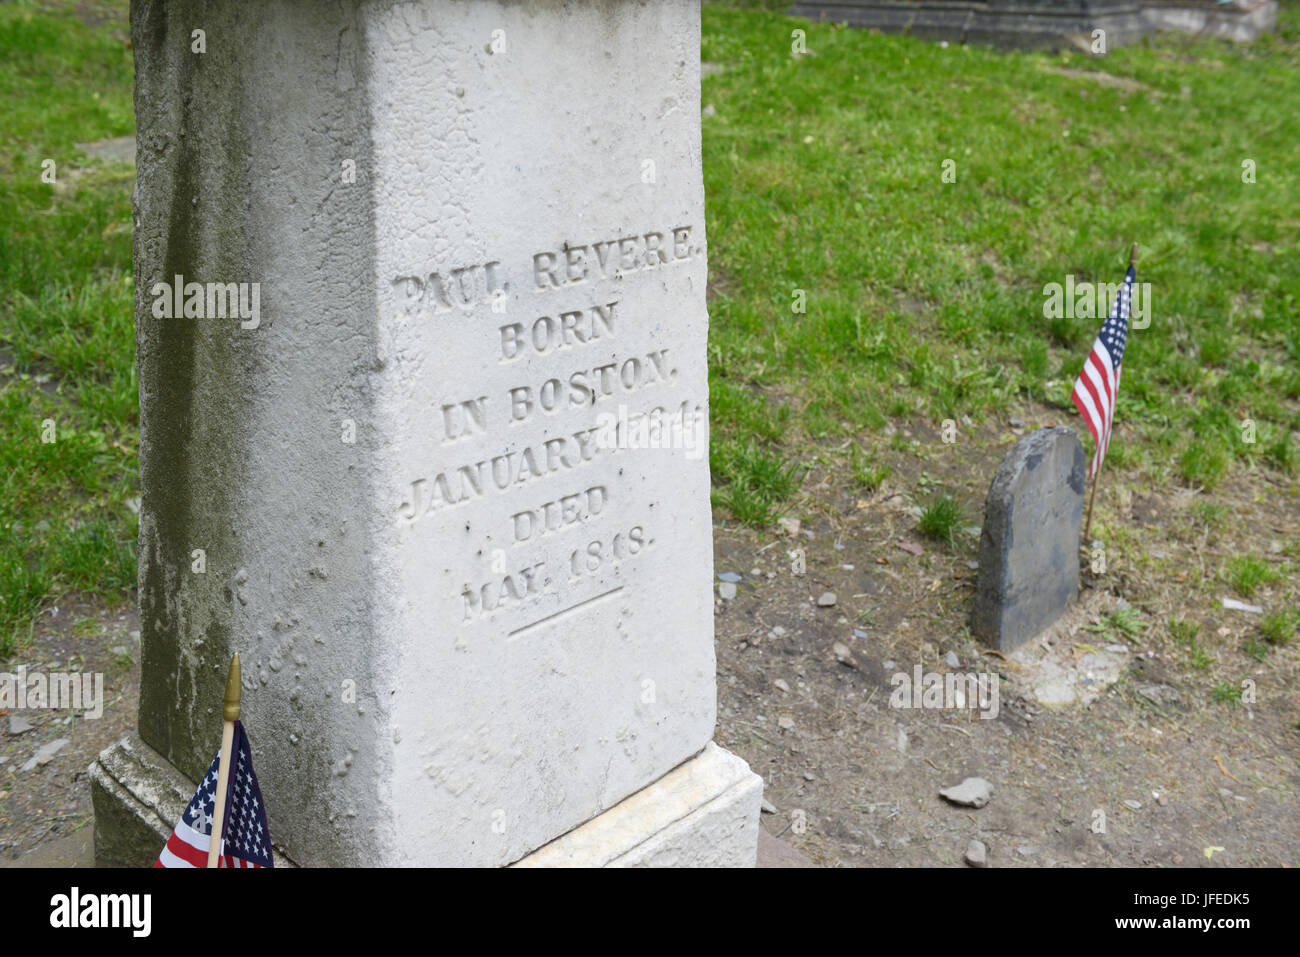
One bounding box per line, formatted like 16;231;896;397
514;744;762;867
1141;0;1277;42
90;737;761;868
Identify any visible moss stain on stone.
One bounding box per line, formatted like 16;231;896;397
136;0;250;782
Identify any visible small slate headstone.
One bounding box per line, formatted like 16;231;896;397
972;427;1085;652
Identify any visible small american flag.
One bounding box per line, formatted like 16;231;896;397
1071;263;1135;480
155;720;274;868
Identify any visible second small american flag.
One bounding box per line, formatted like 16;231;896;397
1071;262;1136;480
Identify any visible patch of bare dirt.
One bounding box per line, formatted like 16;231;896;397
712;402;1300;867
0;595;139;864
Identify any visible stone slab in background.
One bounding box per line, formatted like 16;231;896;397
790;0;1147;50
788;0;1275;50
972;427;1085;653
1141;0;1277;42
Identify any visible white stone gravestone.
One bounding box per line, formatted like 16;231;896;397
91;0;761;867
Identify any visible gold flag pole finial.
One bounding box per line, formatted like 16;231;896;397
1129;242;1139;268
223;653;242;722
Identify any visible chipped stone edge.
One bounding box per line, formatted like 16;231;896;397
89;732;294;867
513;743;762;868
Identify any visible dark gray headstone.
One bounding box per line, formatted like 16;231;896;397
972;427;1085;652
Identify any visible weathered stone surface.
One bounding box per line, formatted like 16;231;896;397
972;427;1084;652
130;0;380;868
104;0;759;867
1142;0;1277;42
90;733;202;868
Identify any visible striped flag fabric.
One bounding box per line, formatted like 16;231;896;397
155;720;274;868
1071;263;1135;480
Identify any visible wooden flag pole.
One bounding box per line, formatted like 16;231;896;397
1084;241;1139;545
1084;468;1100;544
207;654;241;868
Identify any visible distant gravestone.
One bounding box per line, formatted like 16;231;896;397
972;427;1085;652
788;0;1277;50
91;0;761;868
790;0;1149;50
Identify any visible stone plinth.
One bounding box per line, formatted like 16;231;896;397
788;0;1275;50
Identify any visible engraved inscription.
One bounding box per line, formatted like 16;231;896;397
393;260;509;316
499;300;617;361
391;226;699;633
531;226;696;290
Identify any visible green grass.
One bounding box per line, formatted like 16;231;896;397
1179;437;1232;490
0;1;136;653
1266;428;1299;473
710;439;804;525
849;443;890;492
1189;501;1230;531
1242;637;1270;662
1259;609;1298;646
702;2;1300;513
1211;681;1243;706
1084;606;1147;644
1224;554;1283;598
917;494;963;545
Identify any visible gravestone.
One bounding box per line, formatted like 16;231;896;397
91;0;762;867
971;427;1085;652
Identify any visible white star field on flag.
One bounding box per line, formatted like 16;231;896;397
155;720;274;868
